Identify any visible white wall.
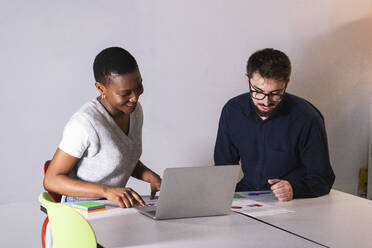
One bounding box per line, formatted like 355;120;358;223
1;0;372;205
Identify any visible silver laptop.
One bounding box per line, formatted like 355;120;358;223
135;165;240;220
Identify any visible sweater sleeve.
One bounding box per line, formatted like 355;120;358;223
214;105;240;166
286;116;335;198
58;113;99;158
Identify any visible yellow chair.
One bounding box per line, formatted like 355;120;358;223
38;192;100;248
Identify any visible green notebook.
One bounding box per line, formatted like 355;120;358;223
233;193;246;199
72;201;105;210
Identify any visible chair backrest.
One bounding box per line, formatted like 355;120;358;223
39;192;97;248
41;160;62;248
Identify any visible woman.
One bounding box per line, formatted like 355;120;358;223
44;47;161;208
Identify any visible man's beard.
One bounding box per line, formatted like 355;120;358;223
252;100;282;118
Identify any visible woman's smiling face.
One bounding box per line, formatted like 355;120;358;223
96;68;143;116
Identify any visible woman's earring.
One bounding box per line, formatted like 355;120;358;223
102;94;105;99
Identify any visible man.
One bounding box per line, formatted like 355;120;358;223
214;48;335;201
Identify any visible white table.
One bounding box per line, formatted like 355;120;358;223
3;190;369;247
243;189;372;248
71;199;323;248
52;189;372;247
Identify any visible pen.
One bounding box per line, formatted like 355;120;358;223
247;191;272;196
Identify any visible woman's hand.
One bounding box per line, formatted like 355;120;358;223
150;175;162;199
131;160;162;199
103;186;146;208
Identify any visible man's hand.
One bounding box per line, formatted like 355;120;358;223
150;175;161;199
103;186;146;208
268;179;293;201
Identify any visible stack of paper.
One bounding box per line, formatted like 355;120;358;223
72;201;106;213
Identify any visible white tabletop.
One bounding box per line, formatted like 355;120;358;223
87;207;322;248
47;189;372;248
65;198;322;248
3;189;369;247
243;189;372;248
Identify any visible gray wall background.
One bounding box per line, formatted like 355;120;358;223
1;0;372;206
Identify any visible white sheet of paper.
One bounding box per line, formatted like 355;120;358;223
231;199;293;217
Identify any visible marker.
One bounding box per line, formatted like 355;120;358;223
247;191;272;196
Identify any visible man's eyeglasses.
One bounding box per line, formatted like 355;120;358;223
249;80;286;102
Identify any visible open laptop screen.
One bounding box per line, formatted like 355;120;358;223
136;165;240;220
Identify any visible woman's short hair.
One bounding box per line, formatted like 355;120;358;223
93;47;138;85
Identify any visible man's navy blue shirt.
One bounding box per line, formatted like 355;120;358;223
214;92;335;198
